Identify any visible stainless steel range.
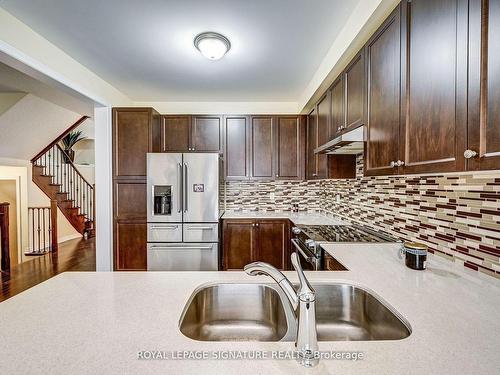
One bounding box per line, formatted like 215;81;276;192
291;224;399;270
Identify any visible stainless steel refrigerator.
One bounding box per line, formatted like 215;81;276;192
146;153;220;270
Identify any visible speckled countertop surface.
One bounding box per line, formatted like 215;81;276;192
0;244;499;374
221;210;348;226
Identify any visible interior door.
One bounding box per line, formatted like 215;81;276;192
147;153;183;223
183;153;219;223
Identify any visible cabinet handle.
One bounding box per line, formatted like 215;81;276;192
312;173;318;177
390;161;396;168
396;160;405;167
252;223;255;227
464;149;478;159
275;174;279;177
256;223;259;227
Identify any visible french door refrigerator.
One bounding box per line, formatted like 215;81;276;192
146;153;220;270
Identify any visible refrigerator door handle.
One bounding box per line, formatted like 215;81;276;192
177;162;183;213
183;163;188;212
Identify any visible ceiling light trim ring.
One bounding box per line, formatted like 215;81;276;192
194;32;231;60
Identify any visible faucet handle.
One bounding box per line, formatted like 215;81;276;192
290;252;315;300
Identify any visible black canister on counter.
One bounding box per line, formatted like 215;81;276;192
400;242;427;270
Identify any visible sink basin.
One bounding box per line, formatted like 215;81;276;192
312;283;411;341
179;283;292;341
179;282;411;342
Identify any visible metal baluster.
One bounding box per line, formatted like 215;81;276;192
48;207;52;251
37;208;41;253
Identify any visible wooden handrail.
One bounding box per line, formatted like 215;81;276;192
0;202;10;272
31;115;90;163
54;144;94;187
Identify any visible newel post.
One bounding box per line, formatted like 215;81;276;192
50;199;58;252
0;202;11;272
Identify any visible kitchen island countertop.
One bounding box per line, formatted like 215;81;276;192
0;244;499;374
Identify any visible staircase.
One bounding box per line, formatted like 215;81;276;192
30;116;95;238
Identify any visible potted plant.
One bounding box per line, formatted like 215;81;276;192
60;130;86;163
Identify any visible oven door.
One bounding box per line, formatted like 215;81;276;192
291;239;320;271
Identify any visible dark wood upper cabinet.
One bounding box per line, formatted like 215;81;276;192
344;49;366;130
255;220;289;270
275;116;305;180
160;115;221;152
365;4;402;176
191;116;222;152
400;0;468;174
113;108;155;178
223;219;255;270
250;116;274;179
468;0;500;171
330;76;345;138
160;115;190;152
224;115;250;180
317;93;330;146
306;108;318;179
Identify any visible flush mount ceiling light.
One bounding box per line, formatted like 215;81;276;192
194;32;231;60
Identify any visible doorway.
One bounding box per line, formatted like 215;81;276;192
0;179;19;264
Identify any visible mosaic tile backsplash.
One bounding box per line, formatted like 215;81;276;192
224;155;500;279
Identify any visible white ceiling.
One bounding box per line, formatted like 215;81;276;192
0;0;361;102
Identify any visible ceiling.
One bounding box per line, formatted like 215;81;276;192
0;0;361;102
0;61;94;115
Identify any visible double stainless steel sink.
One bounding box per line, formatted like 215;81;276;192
179;282;411;342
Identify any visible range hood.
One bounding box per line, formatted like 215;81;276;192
314;126;364;154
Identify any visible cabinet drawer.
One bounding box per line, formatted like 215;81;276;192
183;223;219;242
147;223;182;242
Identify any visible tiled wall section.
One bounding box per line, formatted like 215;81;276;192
224;155;500;279
224;179;322;212
319;172;500;279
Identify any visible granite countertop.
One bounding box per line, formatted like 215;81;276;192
221;210;348;225
0;244;498;374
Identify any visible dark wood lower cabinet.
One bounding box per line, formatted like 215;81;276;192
324;253;348;271
222;219;255;270
115;222;147;271
222;219;289;270
256;220;289;270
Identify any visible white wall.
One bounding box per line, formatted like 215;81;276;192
0;93;82;160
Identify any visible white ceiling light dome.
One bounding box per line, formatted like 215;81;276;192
194;32;231;60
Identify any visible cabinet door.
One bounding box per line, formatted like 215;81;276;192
250;116;274;179
365;5;402;176
255;220;289;270
344;50;366;130
191;116;221;152
275;116;304;180
112;109;151;178
160;115;190;152
113;181;146;220
468;0;500;170
223;220;255;270
400;0;468;174
317;93;330;146
115;222;147;271
306;108;318;179
224;116;250;180
330;76;345;138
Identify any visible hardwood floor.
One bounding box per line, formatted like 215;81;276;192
0;237;95;302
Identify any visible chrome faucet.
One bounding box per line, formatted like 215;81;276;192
244;252;319;367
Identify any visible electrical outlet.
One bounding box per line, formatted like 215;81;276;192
336;194;341;203
270;192;275;201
